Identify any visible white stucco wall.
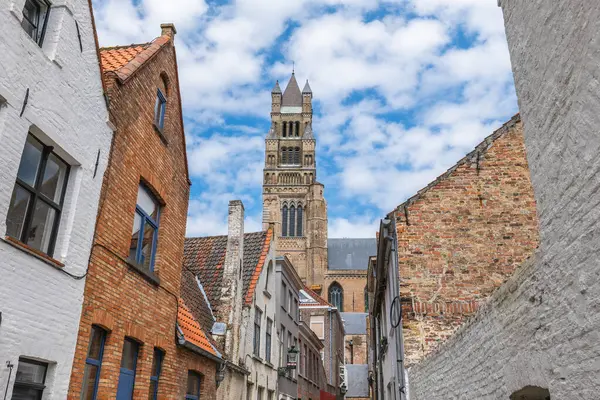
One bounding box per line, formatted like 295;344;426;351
0;0;112;398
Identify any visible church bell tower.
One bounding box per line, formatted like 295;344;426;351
262;73;328;290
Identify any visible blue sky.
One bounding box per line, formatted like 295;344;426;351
93;0;518;238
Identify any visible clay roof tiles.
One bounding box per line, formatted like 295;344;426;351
177;298;220;357
99;36;170;82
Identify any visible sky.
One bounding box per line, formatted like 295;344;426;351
93;0;518;238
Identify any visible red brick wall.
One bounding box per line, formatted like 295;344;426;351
324;274;368;312
68;38;215;398
393;117;539;365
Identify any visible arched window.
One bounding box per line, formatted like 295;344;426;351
294;147;300;165
289;205;296;237
282;205;288;237
281;147;287;164
328;283;343;311
296;205;303;236
295;121;300;137
282;122;287;137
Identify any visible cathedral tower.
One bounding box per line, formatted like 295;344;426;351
262;73;328;290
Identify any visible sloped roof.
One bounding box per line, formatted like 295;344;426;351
303;80;312;94
177;298;220;358
272;80;282;94
180;269;217;338
341;312;368;335
242;229;273;305
99;35;170;82
389;113;522;217
300;285;333;308
282;73;302;106
327;239;377;271
345;365;370;398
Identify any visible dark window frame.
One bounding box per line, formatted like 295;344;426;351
13;358;48;399
116;338;140;399
7;134;70;257
154;89;167;131
82;325;107;400
328;283;344;311
281;205;288;237
289;205;296;237
149;348;164;400
296;205;303;237
265;318;272;363
130;184;160;272
185;371;202;400
21;0;51;46
253;307;262;357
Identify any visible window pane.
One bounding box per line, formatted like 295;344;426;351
15;360;46;384
148;381;158;400
11;386;43;400
81;364;98;400
25;200;57;254
289;206;295;237
16;135;44;186
130;212;142;261
186;372;200;395
140;222;156;271
137;186;158;220
121;339;138;370
40;153;68;203
297;206;303;236
87;326;105;360
6;185;31;240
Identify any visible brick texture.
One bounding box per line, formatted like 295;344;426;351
390;116;539;366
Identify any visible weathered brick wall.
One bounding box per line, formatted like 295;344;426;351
408;1;600;399
344;334;368;365
392;117;539;365
324;274;368;312
67;37;197;399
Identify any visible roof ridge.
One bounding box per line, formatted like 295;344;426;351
388;113;521;217
99;42;151;51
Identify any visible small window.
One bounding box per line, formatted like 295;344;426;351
6;134;70;256
253;308;262;357
281;282;287;310
186;371;201;400
296;206;303;237
81;325;107;400
149;348;164;400
129;184;160;272
21;0;51;46
289;206;296;238
265;318;272;363
265;261;272;289
310;316;325;340
12;358;48;399
257;386;264;400
154;89;167;131
116;338;139;399
281;205;288;237
328;283;344;311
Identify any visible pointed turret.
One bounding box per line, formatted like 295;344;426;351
272;80;282;94
282;73;302;107
303;80;312;94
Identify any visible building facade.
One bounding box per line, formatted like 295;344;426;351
0;0;112;397
389;115;539;365
184;201;278;400
297;321;327;400
276;256;304;400
67;24;202;399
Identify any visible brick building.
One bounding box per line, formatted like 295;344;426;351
388;115;539;366
184;201;279;400
297;320;327;400
67;25;219;399
0;0;112;397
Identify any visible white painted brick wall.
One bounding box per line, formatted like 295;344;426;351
0;0;112;398
408;1;600;399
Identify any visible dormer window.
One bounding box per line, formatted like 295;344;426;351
21;0;51;46
154;89;167;131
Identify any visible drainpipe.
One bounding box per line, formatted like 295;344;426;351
329;307;333;389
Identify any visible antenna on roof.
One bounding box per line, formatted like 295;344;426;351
292;61;295;74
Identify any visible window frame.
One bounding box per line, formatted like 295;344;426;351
281;205;288;237
296;205;303;237
21;0;51;46
253;307;262;357
149;348;164;400
328;283;344;311
81;325;107;400
7;134;70;257
185;371;202;400
265;318;272;363
116;338;139;399
130;184;160;272
154;89;167;131
12;358;48;399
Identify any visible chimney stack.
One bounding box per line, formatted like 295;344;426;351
160;23;177;40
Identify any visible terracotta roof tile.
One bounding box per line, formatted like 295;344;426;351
99;36;171;82
177;298;219;357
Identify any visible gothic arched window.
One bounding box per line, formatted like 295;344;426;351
289;206;296;237
281;147;288;164
282;122;287;137
282;205;288;237
328;283;343;311
294;147;300;165
295;121;300;137
297;205;303;236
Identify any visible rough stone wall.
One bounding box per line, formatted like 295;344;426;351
0;0;112;397
344;334;368;365
67;38;192;399
392;118;539;365
408;1;600;399
324;273;368;312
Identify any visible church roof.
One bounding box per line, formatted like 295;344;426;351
282;73;302;107
302;80;312;94
303;123;314;139
341;312;368;335
327;238;377;270
272;80;282;94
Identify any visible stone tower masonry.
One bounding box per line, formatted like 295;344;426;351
262;73;328;291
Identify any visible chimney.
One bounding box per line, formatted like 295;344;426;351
160;23;177;40
224;200;244;278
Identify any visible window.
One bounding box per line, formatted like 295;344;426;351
265;261;272;289
268;390;274;400
296;206;303;236
295;122;300;137
293;147;300;164
186;371;201;400
279;325;285;367
245;383;253;400
6;134;70;256
281;282;287;309
21;0;50;46
294;298;299;322
265;318;272;363
148;348;164;400
116;338;139;400
154;89;167;131
257;387;264;400
328;283;343;311
288;290;293;314
281;205;288;237
253;308;262;357
310;316;325;340
282;122;287;138
301;343;307;376
364;286;369;312
129;184;160;272
289;206;296;237
81;326;107;400
12;358;48;399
